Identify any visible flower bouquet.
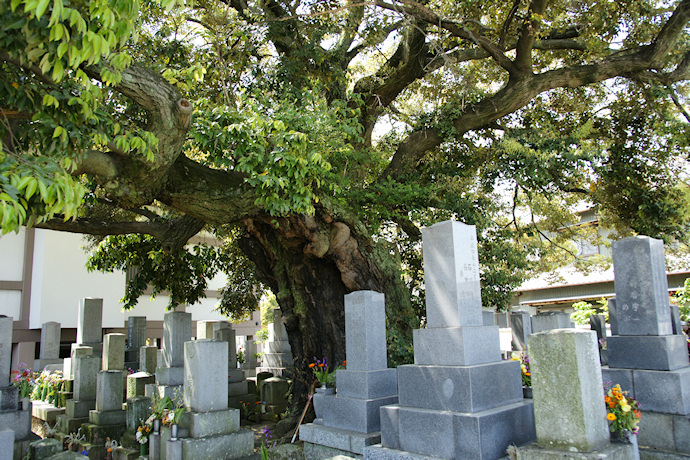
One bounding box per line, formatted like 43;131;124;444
11;363;35;398
604;383;641;437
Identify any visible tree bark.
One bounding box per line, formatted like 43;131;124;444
237;207;415;421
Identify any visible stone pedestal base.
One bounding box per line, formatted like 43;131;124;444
228;394;256;410
32;400;65;422
180;409;240;438
177;429;253;459
146;383;183;400
33;358;63;372
300;423;381;455
413;326;501;365
314;393;398;433
636;411;690;454
155;367;184;386
380;400;535;459
514;442;636;459
255;367;291;378
66;399;95;418
365;444;444;459
602;367;690;415
89;409;126;425
607;335;690;371
55;414;89;434
397;361;523;413
0;409;32;439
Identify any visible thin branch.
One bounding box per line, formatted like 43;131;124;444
0;52;56;86
500;0;522;49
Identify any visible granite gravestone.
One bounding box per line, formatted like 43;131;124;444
301;291;398;457
368;221;535;460
603;236;690;422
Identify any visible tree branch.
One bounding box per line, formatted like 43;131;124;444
514;0;548;73
35;214;206;252
379;0;690;182
376;0;520;75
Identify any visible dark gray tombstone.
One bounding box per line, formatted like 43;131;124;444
511;311;532;351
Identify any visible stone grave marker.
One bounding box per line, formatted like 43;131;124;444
74;298;104;356
602;236;690;456
167;339;253;459
515;329;636;459
140;345;158;374
125;316;147;368
257;308;293;377
301;290;398;457
148;311;191;400
511;311;532;351
531;311;573;333
34;322;63;371
102;333;126;371
367;221;536;460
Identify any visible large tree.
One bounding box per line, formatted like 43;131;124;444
3;0;690;420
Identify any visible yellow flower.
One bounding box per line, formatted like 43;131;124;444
621;404;631;412
607;413;616;421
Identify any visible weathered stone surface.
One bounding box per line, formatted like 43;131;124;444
0;409;31;439
261;377;290;405
102;333;126;371
125;396;151;431
76;298;103;344
155;366;184;386
127;372;155;399
73;355;100;401
66;399;95;418
612;236;673;336
40;322;61;360
179;429;253;458
0;316;13;386
89;409;127;426
140;345;158;374
184;339;228;412
421;220;483;328
180;408;240;438
29;438;62;459
531;312;573;333
528;329;609;452
0;385;18;411
162;312;191;368
96;370;124;412
413;326;500;366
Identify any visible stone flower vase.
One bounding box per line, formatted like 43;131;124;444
611;430;640;460
153;418;161;434
170;423;179;441
140;442;149;456
522;386;532;399
21;397;31;411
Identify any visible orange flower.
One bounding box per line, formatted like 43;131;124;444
309;363;315;368
607;413;616;421
615;393;623;401
525;372;531;376
604;396;611;403
343;360;347;366
634;410;641;418
608;401;616;409
318;363;324;367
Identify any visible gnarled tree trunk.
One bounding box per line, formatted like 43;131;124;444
238;207;415;421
